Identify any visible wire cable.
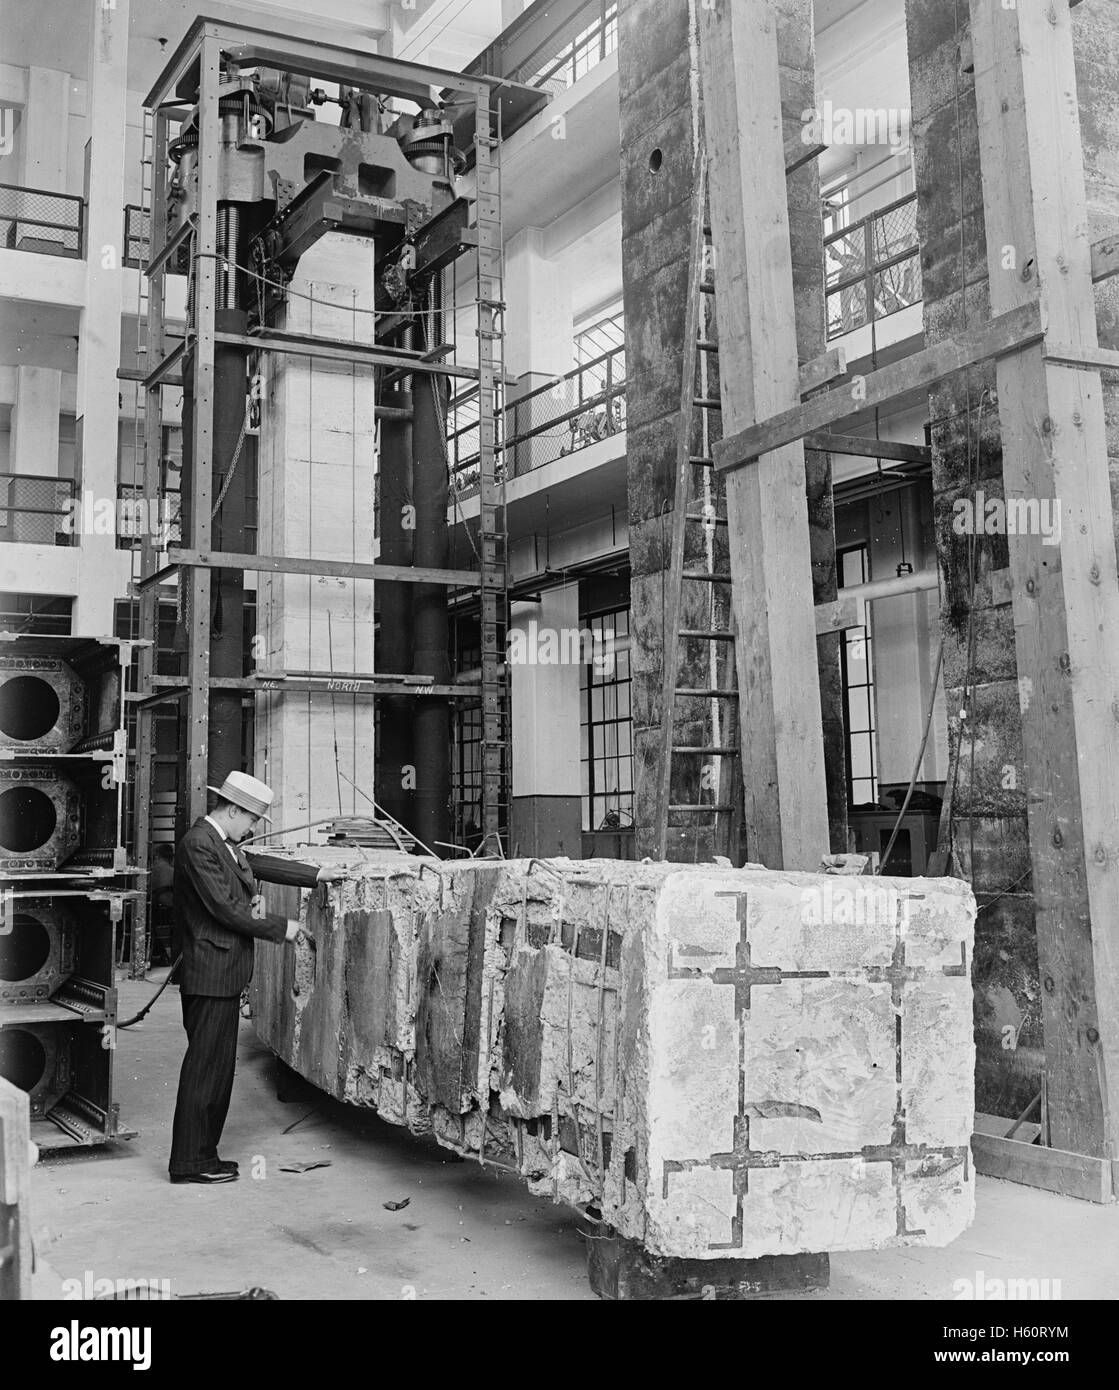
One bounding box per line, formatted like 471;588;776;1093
193;250;446;324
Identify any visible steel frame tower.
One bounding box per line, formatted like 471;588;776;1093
128;18;542;969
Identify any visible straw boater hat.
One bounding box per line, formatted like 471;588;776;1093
207;771;274;823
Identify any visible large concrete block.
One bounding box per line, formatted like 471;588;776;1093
253;853;975;1262
612;870;974;1257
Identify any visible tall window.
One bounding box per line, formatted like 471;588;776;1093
839;544;879;806
529;2;619;94
580;606;633;831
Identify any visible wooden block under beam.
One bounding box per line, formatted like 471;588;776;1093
586;1231;830;1300
804;432;931;464
715;300;1042;471
798;346;848;396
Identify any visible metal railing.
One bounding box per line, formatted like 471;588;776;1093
115;485;182;550
449;343;626;492
825;192;921;341
444;197;920;487
466;0;618;95
114;484;256;550
507;345;626;475
0;475;77;545
123;205;150;268
0;183;83;258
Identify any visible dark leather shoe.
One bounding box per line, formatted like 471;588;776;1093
170;1169;238;1185
214;1159;239;1174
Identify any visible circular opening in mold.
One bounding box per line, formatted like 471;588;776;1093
0;676;61;743
0;912;52;982
0;1028;47;1093
648;147;663;174
0;786;58;853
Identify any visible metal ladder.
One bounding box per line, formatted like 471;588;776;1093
128;107;158;971
128;110;155;539
474;101;512;852
652;159;743;864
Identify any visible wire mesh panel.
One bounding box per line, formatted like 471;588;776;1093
0;184;83;257
506;345;627;477
0;477;76;546
122;205;150;268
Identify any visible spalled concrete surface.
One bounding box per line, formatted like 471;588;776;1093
25;970;1119;1300
253;856;975;1259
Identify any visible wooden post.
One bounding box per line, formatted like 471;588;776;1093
697;0;830;868
0;1078;33;1301
969;0;1119;1160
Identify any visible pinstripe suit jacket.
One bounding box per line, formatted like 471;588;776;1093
173;818;320;997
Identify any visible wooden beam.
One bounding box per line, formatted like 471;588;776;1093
815;596;860;636
969;0;1119;1160
785;137;828;176
698;0;830;869
142;338;186;390
1044;343;1119;373
216;330;492;382
971;1132;1114;1205
167;548;480;588
715;300;1042;471
804;432;931;464
148;674;477;698
117;367;183;388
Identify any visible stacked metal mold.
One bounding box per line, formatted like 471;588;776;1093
0;634;141;1149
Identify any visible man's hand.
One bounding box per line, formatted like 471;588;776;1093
284;919;303;943
315;865;348;884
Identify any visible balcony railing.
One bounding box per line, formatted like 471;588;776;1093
448;343;626;494
0;183;83;258
466;0;618;95
507;345;626;475
0;475;77;545
825;192;921;341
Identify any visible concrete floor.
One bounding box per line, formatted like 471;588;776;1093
27;970;1119;1301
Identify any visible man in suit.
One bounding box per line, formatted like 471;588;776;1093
168;770;345;1185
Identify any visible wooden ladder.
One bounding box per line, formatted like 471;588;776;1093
652;156;743;864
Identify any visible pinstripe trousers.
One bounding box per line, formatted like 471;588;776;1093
169;994;241;1176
